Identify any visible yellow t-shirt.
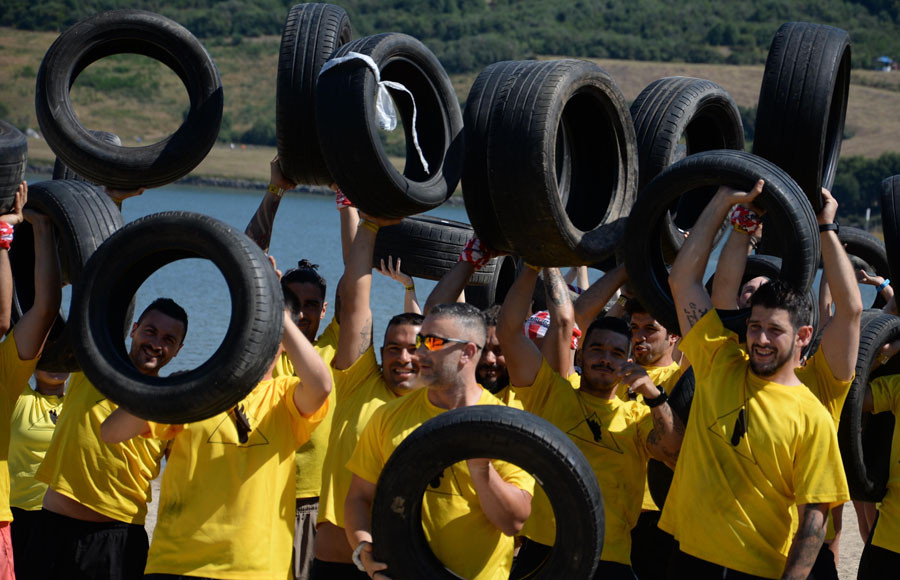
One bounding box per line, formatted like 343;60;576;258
0;332;40;521
494;385;524;410
512;359;653;565
318;346;401;528
795;348;853;430
144;376;328;579
869;375;900;554
273;318;339;499
347;387;534;580
658;310;850;578
8;385;63;511
35;372;167;524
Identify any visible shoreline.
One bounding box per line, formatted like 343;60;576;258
26;163;466;205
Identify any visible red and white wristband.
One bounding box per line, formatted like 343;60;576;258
0;222;13;251
729;205;761;236
459;237;494;271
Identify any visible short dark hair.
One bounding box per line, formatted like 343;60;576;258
137;298;188;340
282;282;302;325
383;312;425;343
429;303;487;346
481;304;501;327
749;280;812;331
282;259;327;302
624;298;648;316
584;316;632;355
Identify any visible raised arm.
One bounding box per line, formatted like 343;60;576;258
333;215;399;371
541;267;576;378
497;266;543;386
857;269;894;306
817;189;863;381
0;182;26;335
782;503;827;580
573;264;627;332
377;256;421;315
283;309;332;415
15;209;62;360
422;237;493;314
244;156;296;252
466;458;532;536
710;227;755;310
669;180;764;336
336;185;359;265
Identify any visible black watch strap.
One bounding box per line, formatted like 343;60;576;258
818;222;839;234
645;386;668;408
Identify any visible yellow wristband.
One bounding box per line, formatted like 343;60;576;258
524;263;542;272
405;285;415;292
360;219;380;233
267;183;284;198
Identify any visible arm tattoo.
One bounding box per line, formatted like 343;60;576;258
683;302;709;329
356;317;373;359
245;194;283;252
648;404;679;463
543;269;569;307
782;503;826;580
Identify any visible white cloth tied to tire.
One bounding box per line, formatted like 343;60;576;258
319;52;430;174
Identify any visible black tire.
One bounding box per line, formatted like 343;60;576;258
880;176;900;291
839;226;889;308
838;312;898;502
35;10;223;190
0;121;27;215
465;255;519;310
461;60;544;253
482;59;637;266
372;215;499;285
630;77;744;256
372;405;604;579
752;22;851;212
8;180;125;372
51;131;122;184
70;211;283;424
316;33;463;218
647;368;695;510
624;150;819;334
276;3;352;186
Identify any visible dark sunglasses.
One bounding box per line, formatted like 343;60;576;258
416;333;481;351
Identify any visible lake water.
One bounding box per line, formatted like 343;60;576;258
24;172;872;374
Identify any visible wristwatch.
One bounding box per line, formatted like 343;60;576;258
645;386;668;408
352;541;370;572
818;221;839;234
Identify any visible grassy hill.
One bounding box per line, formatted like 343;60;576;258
3;26;899;186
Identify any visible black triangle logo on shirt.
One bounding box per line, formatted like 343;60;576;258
206;414;270;447
708;405;758;464
567;413;624;454
27;407;62;431
425;465;465;497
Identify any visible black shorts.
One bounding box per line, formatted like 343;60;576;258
10;507;41;578
19;509;148;580
308;558;368;580
667;548;769;580
858;514;900;580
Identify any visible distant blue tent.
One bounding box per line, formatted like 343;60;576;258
877;56;893;63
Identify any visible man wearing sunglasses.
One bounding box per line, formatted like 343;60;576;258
311;215;424;579
344;302;534;580
499;265;683;580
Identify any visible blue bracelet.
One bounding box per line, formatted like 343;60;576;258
877;279;891;292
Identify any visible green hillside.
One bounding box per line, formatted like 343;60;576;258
3;0;900;73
